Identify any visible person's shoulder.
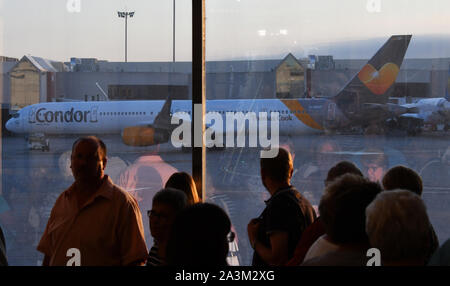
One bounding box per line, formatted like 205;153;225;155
301;249;367;266
269;187;295;201
268;188;303;210
290;186;315;205
109;181;137;204
53;185;74;204
108;183;142;216
277;186;309;203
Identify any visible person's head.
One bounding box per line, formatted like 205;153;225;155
366;190;431;265
166;203;231;266
319;174;382;245
70;136;107;184
165;172;200;205
316;141;341;172
325;161;363;187
280;137;295;162
260;147;293;190
382;165;423;196
149;188;188;243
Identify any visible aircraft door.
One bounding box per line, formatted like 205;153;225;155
327;102;336;121
90;106;98;123
28;107;36;124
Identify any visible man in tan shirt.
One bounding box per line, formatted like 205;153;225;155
37;136;148;266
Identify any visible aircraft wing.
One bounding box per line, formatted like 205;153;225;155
400;113;423;120
361;103;409;120
121;98;176;146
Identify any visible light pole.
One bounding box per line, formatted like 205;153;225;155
117;11;135;62
173;0;175;62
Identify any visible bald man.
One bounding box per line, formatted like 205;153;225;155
37;136;148;266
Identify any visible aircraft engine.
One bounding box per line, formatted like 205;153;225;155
121;126;169;146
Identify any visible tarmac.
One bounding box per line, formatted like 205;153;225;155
1;133;449;265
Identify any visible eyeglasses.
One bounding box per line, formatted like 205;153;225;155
227;231;235;243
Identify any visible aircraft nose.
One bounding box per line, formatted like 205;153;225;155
6;118;20;133
5;119;13;131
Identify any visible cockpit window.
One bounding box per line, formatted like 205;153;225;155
12;113;19;118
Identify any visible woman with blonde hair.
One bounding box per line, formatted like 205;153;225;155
165;172;200;205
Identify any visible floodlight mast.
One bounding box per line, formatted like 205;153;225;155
117;11;135;62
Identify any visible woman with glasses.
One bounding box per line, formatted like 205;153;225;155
147;188;187;266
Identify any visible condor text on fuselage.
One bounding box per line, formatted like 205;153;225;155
30;107;99;124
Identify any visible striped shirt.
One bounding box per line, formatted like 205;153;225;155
146;244;164;266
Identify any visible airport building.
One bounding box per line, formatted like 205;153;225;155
2;54;450;114
0;57;19;133
8;56;68;111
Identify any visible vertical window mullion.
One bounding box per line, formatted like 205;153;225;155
192;0;206;201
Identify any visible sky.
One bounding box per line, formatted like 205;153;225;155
1;0;450;62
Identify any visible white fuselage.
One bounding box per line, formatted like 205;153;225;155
6;99;327;136
402;97;450;124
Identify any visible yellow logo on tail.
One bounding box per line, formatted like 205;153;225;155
358;63;399;95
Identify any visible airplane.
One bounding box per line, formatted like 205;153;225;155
6;35;412;149
394;90;450;134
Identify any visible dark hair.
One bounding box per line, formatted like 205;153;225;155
152;188;188;213
260;147;293;182
325;161;363;186
382;165;423;196
166;203;231;266
72;136;107;159
319;174;382;244
165;172;200;205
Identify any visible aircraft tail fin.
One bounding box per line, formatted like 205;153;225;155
333;35;411;108
152;97;172;130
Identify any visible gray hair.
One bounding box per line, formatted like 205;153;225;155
152;188;188;213
366;189;431;262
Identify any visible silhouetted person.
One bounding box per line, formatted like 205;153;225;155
248;147;316;266
166;203;231;266
37;136;148;266
0;226;7;266
366;190;432;266
382;165;423;195
324;161;364;187
382;165;439;262
287;161;363;265
165;172;200;205
302;174;382;266
297;140;342;205
429;238;450;266
147;188;187;266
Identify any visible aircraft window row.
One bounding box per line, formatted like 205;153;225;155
267;110;305;114
98;111;151;116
